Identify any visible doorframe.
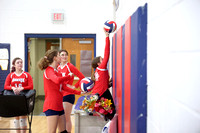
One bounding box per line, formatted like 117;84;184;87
24;34;96;72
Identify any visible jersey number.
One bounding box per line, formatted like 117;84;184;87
15;83;22;88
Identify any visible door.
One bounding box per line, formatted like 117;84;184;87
62;38;94;102
62;38;94;77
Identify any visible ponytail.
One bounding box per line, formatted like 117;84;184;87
11;66;15;72
37;57;49;70
37;49;58;70
91;72;95;82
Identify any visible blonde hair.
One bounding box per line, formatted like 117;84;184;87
37;49;58;70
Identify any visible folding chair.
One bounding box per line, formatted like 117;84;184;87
0;89;36;133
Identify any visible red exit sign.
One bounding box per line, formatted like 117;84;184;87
52;13;64;21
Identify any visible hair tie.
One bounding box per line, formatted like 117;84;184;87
44;56;47;59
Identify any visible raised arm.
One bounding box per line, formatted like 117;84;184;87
98;32;110;69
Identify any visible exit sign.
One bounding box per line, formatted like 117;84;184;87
52;13;64;21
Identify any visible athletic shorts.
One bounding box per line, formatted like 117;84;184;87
63;94;75;104
44;109;65;116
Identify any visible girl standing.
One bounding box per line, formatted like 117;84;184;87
38;49;73;133
57;49;85;132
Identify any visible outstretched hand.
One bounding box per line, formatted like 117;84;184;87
103;28;109;37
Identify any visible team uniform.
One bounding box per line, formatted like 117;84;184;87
43;66;72;115
92;37;110;96
91;36;116;120
57;63;85;104
4;71;33;90
4;71;33;128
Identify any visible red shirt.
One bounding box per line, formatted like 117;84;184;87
4;71;33;90
92;37;110;96
57;63;85;96
43;66;72;112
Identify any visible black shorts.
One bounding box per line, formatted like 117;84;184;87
63;94;75;104
44;109;65;116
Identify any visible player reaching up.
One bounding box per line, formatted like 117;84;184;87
91;29;116;121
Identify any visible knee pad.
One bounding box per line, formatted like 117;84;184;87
13;119;20;128
19;118;27;127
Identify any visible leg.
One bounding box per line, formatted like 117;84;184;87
63;102;73;132
46;115;59;133
62;95;75;132
14;116;20;133
19;116;27;133
57;114;67;133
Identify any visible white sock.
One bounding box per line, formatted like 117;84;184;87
14;119;20;128
19;118;27;127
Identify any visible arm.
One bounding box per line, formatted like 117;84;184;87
70;64;85;88
62;84;81;95
99;35;110;69
4;73;12;90
23;73;33;90
47;69;72;85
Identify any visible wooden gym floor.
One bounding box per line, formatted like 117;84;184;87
0;96;75;133
0;116;75;133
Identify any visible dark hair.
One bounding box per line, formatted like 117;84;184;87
37;49;58;70
91;56;101;82
11;57;22;72
91;56;101;69
59;49;68;56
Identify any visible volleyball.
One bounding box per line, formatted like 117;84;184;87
79;78;94;92
103;20;117;33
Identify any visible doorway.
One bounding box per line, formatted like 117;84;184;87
24;34;96;96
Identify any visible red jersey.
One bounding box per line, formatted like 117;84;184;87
92;37;110;96
43;66;72;112
4;71;33;90
57;62;85;96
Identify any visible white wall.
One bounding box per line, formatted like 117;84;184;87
2;0;200;132
115;0;200;132
0;0;114;64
